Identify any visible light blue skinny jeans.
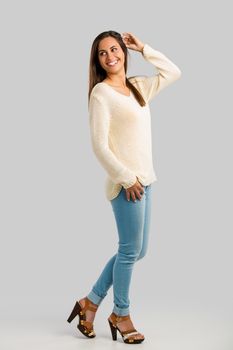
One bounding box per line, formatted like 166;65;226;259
87;184;152;316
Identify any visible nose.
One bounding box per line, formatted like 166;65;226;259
106;51;115;61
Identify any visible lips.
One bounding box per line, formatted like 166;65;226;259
107;60;118;66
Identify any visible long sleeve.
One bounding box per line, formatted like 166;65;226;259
129;43;182;103
89;93;137;189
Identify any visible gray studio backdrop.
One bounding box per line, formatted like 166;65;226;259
0;1;232;350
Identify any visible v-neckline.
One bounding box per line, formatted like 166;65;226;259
101;82;132;98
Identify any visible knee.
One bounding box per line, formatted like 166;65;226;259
118;244;142;262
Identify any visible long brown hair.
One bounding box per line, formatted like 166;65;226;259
88;30;146;107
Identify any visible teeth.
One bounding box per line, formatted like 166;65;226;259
108;60;118;66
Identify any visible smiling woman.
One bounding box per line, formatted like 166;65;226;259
88;31;147;106
67;30;181;344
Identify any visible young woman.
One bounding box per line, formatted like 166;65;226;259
67;30;181;344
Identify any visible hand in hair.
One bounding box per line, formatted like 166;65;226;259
121;32;145;53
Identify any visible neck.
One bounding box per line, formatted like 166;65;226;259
105;72;127;87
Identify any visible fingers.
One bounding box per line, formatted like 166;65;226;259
121;32;134;38
121;35;130;46
130;190;137;202
126;190;131;202
121;32;137;42
121;32;129;37
125;184;144;202
121;32;134;43
127;190;142;202
121;32;143;52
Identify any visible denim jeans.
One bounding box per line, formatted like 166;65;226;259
87;184;152;316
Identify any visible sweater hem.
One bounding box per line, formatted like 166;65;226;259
106;176;157;201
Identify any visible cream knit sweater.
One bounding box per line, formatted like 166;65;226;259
88;43;181;200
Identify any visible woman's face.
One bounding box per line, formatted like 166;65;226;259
98;36;125;75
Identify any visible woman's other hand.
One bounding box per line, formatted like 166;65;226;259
121;32;145;52
125;177;144;202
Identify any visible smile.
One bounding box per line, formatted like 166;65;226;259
107;60;119;66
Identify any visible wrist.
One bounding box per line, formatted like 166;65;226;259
139;43;145;53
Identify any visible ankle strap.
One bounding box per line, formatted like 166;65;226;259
81;298;98;313
111;313;130;324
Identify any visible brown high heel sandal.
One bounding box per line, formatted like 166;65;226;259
108;312;145;344
67;297;98;338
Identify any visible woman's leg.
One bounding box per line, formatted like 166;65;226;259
87;254;117;305
111;185;152;316
87;185;152;312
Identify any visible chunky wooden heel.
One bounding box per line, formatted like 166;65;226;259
107;313;145;344
67;301;81;323
108;319;117;340
67;298;98;338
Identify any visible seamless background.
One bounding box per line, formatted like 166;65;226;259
0;0;232;349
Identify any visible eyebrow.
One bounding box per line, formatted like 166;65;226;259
98;45;117;53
